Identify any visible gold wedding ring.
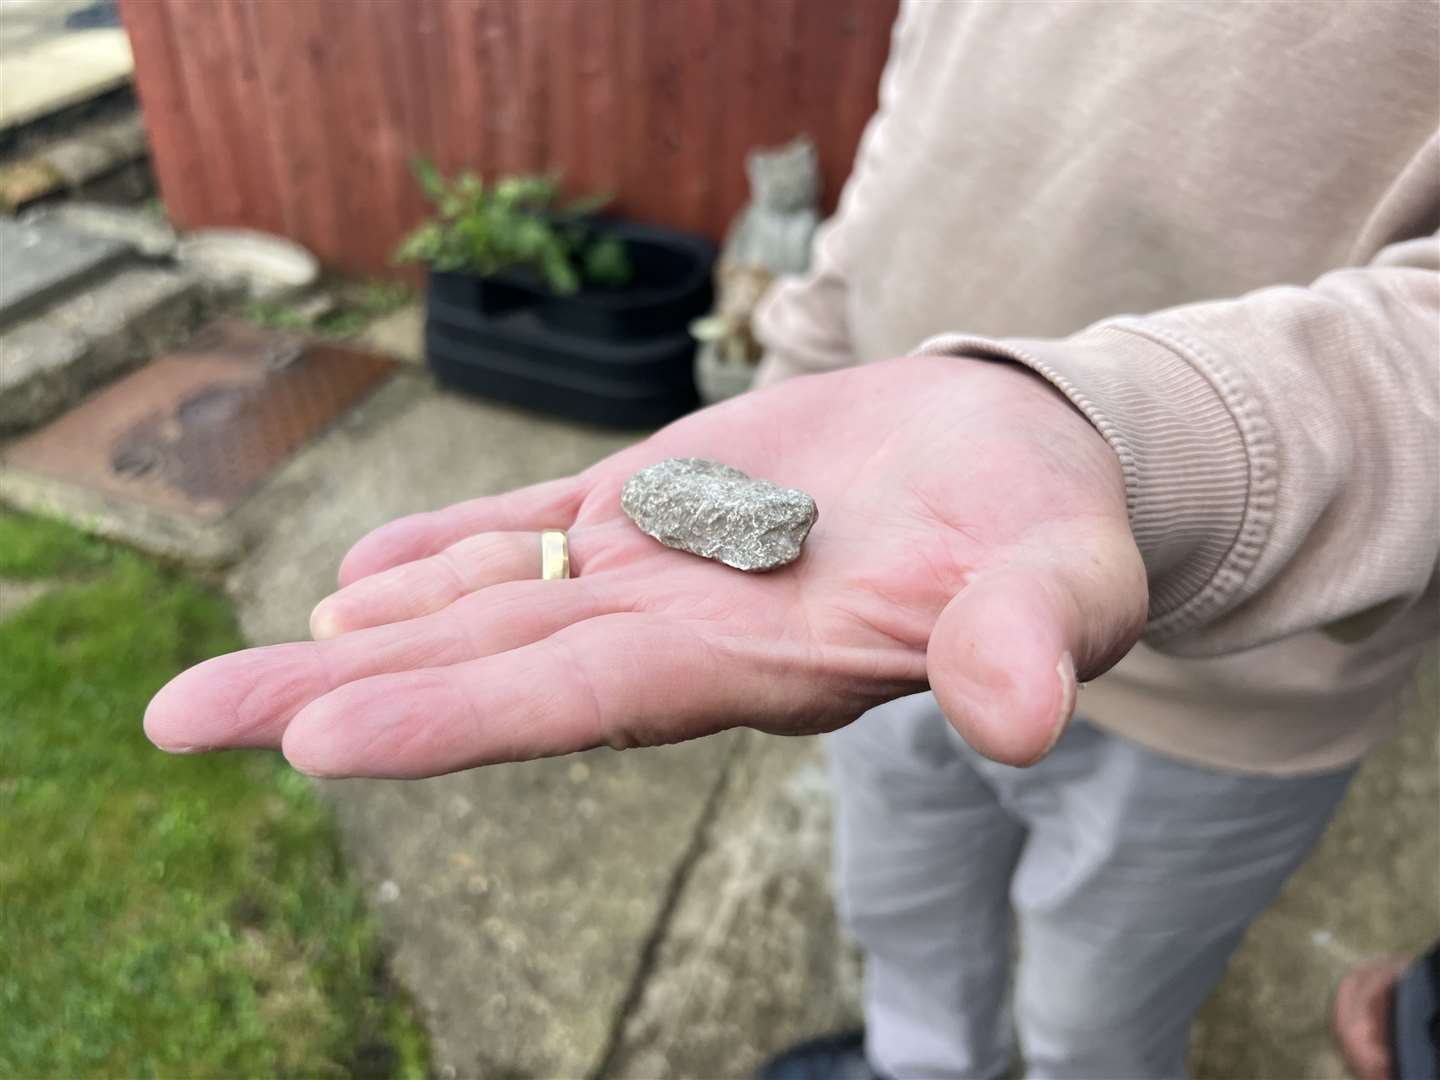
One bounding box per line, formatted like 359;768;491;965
541;529;570;580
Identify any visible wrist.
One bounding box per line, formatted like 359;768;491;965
913;325;1259;641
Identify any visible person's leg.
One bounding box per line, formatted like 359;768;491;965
830;692;1026;1080
993;720;1356;1080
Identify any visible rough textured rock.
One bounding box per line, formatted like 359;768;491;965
621;457;817;571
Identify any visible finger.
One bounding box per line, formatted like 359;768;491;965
312;521;634;639
280;614;797;779
926;529;1145;767
315;530;542;639
337;475;586;588
143;577;622;753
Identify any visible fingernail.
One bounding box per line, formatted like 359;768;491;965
159;743;211;754
309;602;340;640
1041;651;1078;758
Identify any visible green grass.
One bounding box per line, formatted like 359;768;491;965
0;511;430;1078
245;279;413;339
0;511;113;579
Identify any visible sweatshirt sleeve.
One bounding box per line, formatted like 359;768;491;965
751;218;858;386
917;232;1440;657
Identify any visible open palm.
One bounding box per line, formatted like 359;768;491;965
145;354;1146;777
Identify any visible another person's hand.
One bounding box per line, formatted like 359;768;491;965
145;355;1147;777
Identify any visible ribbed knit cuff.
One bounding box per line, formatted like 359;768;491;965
916;323;1274;639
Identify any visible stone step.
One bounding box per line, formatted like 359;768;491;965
0;6;132;134
0;263;203;433
0;216;131;327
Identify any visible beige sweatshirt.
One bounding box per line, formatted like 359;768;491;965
754;0;1439;775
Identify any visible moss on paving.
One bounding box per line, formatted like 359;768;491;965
0;511;430;1078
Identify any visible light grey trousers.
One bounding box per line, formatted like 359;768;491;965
829;693;1357;1080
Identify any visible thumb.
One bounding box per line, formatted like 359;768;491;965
927;538;1145;766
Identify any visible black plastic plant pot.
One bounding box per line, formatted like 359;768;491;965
534;221;715;341
425;302;699;429
428;269;533;317
422;217;714;427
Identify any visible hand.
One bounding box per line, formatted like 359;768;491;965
145;354;1147;777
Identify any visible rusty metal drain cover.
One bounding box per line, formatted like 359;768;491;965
4;319;396;521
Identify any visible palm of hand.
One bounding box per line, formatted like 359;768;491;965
145;355;1145;777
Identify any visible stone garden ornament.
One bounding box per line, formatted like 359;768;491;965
692;136;821;403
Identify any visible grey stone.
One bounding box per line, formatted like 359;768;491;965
0;264;203;432
621;457;818;571
23;202;178;258
0;217;130;327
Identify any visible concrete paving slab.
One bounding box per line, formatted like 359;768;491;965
22;201;176;258
604;732;861;1080
0;217;130;327
0;263;200;431
354;300;424;365
0;21;132;131
0;0;99;53
323;737;740;1080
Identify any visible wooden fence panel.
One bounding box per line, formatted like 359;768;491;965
120;0;900;276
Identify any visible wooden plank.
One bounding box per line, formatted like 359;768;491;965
164;0;244;227
117;0;206;228
123;0;897;274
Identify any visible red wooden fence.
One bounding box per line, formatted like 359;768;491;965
120;0;900;276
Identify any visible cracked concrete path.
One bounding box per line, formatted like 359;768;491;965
227;371;1437;1079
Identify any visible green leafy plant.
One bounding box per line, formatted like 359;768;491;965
394;160;633;294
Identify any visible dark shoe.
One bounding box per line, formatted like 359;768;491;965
756;1029;886;1080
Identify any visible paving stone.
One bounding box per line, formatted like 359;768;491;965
0;21;132;131
0;264;202;431
0;217;130;327
354;300;424;364
604;732;861;1080
22;202;177;258
0;467;245;567
323;737;739;1080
